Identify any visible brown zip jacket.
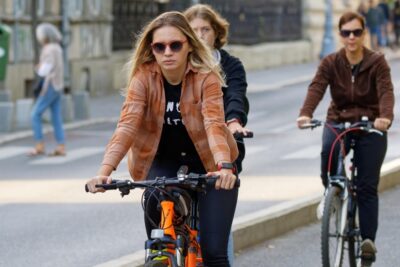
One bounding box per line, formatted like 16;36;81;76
299;47;394;122
102;61;238;180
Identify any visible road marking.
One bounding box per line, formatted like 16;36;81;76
71;130;113;137
29;147;104;165
281;145;320;160
0;146;30;160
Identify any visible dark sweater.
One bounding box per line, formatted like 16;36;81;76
219;49;249;173
220;49;249;126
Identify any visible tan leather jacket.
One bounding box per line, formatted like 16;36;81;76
300;47;394;122
102;61;238;180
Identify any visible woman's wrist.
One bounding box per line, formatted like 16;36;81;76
226;118;241;126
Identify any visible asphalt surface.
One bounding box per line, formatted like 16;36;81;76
235;185;400;267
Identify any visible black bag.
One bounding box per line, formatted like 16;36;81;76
32;75;44;98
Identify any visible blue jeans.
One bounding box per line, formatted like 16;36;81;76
31;84;65;144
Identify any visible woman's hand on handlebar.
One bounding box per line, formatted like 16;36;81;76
374;117;391;132
86;175;112;193
207;169;237;190
227;120;252;137
296;116;312;129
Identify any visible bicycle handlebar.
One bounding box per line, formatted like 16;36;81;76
85;173;240;196
300;119;383;136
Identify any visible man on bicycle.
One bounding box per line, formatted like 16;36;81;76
296;11;394;266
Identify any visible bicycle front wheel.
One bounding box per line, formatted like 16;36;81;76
348;200;361;267
321;186;346;267
144;261;169;267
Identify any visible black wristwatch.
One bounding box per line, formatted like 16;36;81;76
217;162;234;171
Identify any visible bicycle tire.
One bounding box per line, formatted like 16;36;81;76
144;260;169;267
321;186;345;267
348;200;361;267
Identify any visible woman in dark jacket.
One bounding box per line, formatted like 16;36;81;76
184;4;250;265
297;11;394;266
184;4;250;174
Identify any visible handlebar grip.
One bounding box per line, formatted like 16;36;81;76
233;131;254;139
95;182;118;190
206;176;240;188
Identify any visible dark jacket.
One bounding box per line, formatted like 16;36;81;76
220;49;248;173
300;47;394;123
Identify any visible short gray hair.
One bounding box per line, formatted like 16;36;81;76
36;23;62;44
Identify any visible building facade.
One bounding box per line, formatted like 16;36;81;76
0;0;361;100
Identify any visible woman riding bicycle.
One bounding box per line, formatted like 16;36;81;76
184;4;251;174
183;5;251;264
86;11;238;267
296;11;394;265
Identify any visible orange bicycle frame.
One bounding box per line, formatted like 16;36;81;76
159;199;203;267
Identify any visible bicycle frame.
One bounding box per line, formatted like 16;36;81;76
144;192;203;267
327;139;357;266
302;119;382;267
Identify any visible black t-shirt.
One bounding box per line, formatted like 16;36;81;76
156;78;200;160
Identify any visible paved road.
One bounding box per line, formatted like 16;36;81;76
1;60;400;266
235;185;400;267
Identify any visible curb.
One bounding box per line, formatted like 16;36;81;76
94;158;400;267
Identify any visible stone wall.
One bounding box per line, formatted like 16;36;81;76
0;0;113;100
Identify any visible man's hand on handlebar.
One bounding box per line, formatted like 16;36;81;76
296;116;312;129
374;117;391;132
86;175;112;193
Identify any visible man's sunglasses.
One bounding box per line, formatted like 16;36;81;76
151;40;187;54
340;29;364;38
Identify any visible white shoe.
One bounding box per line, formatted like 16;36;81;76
316;190;327;220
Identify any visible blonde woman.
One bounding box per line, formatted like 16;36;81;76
86;11;238;266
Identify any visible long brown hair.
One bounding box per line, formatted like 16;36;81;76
127;11;224;86
183;4;229;49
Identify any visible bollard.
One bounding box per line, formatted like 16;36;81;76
62;94;74;122
15;98;33;130
0;101;13;132
0;88;11;102
73;91;90;120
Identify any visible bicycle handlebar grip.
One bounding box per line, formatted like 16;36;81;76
95;183;118;190
206;176;240;188
233;131;254;139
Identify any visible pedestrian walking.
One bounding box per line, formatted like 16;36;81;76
28;23;66;156
393;0;400;46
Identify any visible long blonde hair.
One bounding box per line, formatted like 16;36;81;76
183;4;229;49
127;11;224;86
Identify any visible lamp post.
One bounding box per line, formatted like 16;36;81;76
319;0;335;59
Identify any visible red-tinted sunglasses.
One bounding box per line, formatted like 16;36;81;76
340;29;364;38
151;40;188;54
